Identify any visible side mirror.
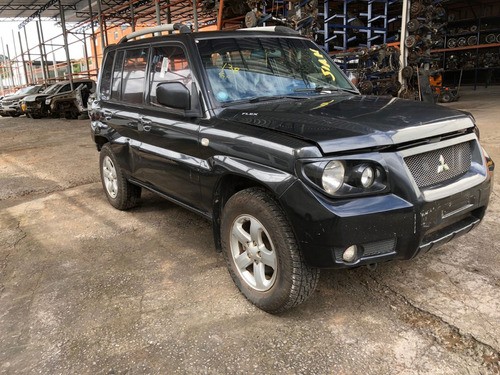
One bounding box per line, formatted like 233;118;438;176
156;82;190;110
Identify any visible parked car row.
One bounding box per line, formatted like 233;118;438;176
0;79;95;119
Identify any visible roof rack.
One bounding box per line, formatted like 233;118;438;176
119;23;191;44
238;26;299;35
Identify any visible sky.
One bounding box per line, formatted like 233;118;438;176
0;20;85;62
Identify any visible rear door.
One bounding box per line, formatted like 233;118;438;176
98;47;149;176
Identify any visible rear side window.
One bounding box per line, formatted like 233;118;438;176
108;48;148;103
99;50;115;100
122;48;149;104
111;51;124;100
149;45;192;106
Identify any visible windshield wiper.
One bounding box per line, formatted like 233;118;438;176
247;95;305;103
294;86;358;94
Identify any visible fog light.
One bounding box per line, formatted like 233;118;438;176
342;245;358;263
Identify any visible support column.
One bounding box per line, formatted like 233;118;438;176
155;0;161;26
18;32;30;85
58;0;74;89
166;0;171;25
217;0;225;30
5;43;16;87
38;16;50;81
23;28;35;83
155;0;162;36
398;0;410;92
130;1;136;32
36;21;47;82
0;64;4;95
96;0;107;51
87;0;99;72
193;0;198;32
11;30;22;85
82;30;90;78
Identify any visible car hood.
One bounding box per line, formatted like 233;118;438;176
24;94;50;102
218;94;473;153
3;93;33;101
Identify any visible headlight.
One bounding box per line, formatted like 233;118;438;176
301;159;388;197
45;99;51;105
354;164;375;188
322;161;345;194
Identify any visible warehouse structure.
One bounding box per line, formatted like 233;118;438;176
1;2;499;374
0;0;498;100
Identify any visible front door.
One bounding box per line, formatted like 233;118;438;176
132;44;204;210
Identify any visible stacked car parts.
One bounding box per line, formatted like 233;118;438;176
401;0;447;101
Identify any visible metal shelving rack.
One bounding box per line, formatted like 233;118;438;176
319;0;400;53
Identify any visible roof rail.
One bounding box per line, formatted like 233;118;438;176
119;23;191;44
238;26;299;35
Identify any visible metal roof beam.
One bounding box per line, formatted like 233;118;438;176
1;4;75;11
18;0;76;29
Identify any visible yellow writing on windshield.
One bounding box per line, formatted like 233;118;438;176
219;63;240;79
310;49;336;82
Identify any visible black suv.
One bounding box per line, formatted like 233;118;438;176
90;24;494;313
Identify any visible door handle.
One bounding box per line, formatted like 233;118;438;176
140;117;152;132
102;110;113;121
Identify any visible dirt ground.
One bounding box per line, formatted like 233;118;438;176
1;87;499;375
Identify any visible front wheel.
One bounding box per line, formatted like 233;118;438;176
221;188;319;314
99;144;141;210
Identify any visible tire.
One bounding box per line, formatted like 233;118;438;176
99;143;141;210
245;11;258;28
439;92;452;103
221;188;319;314
407;19;420;32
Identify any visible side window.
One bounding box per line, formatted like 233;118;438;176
149;45;192;106
121;48;149;104
60;84;71;93
111;51;124;100
99;50;115;100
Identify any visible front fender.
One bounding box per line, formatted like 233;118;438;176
204;155;297;252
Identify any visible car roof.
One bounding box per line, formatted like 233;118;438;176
104;27;307;52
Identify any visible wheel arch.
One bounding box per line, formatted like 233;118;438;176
211;167;296;252
94;135;109;151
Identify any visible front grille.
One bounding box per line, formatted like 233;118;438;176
363;238;397;257
404;142;472;188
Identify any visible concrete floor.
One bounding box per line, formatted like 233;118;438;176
1;87;499;374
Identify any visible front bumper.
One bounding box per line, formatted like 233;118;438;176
281;178;491;268
280;136;494;269
3;104;22;115
24;102;44;116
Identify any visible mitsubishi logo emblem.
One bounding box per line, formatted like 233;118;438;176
437;155;450;173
